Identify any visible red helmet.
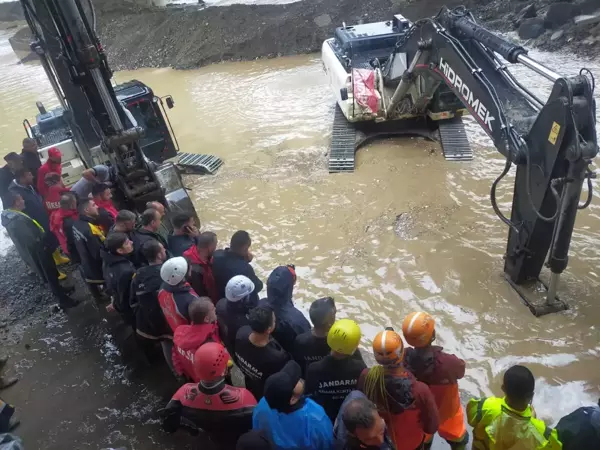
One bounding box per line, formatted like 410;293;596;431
194;342;230;382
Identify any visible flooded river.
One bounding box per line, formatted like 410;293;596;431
0;26;600;449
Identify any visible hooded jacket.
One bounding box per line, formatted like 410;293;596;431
158;282;200;332
50;208;78;256
103;250;136;325
358;367;439;450
21;150;41;186
172;322;222;381
72;215;106;283
183;245;219;303
36;148;62;198
261;266;310;354
130;263;172;341
557;404;600;450
212;248;263;303
334;391;395;450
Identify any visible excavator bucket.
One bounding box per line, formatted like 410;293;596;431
154;162;200;226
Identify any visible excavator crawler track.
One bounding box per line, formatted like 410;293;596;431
177;153;224;175
438;117;473;161
328;105;357;173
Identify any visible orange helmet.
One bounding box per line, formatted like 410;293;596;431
402;312;435;348
372;329;404;366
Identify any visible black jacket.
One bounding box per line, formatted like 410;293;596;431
63;216;80;264
130;263;172;340
167;234;196;257
0;166;14;207
557;405;600;450
103;251;136;326
72;215;105;283
8;180;58;250
21;150;42;186
132;228;170;266
212;248;263;304
215;296;258;358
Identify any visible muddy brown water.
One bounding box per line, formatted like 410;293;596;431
1;27;600;449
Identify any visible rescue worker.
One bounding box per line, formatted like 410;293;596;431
0;193;77;309
235;305;290;400
212;230;263;303
162;342;257;446
183;231;219;303
262;265;310;355
402;312;468;450
36;147;62;197
145;200;171;239
334;391;395;450
294;297;364;377
467;365;561;450
216;275;257;356
70;164;112;199
252;360;334;450
103;232;136;327
56;194;79;260
158;256;200;332
172;297;221;381
9;168;68;268
20;138;41;187
557;399;600;450
72;198;106;299
42;172;69;215
110;209;137;239
0;153;23;207
133;209;170;266
360;328;439;450
168;212;199;257
91;183;117;233
305;319;366;423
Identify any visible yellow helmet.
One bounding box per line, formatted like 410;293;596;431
327;319;361;355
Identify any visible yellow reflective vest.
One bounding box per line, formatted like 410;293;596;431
467;397;562;450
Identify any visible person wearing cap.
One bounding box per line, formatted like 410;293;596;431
235;305;291;399
36;147;62;197
212;230;264;303
359;328;439;450
334;391;395;450
294;297;364;377
103;232;136;327
467;365;561;450
261;265;311;355
158;256;201;332
162;342;257;446
172;297;222;381
402;312;468;450
216;274;258;356
252;360;334;449
305;319;366;423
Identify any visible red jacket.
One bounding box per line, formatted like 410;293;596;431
50;208;78;255
359;367;439;450
158;282;200;332
37;148;62;197
172;322;222;381
94;198;118;219
404;346;465;422
183;245;219;303
44;183;70;214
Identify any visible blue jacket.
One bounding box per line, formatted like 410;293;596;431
333;391;395;450
262;266;310;354
252;397;333;450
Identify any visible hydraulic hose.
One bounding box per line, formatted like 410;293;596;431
578;167;594;210
490;157;520;234
524;147;561;222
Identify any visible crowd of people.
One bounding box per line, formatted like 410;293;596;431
0;140;599;448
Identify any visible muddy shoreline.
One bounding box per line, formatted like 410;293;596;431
3;0;600;71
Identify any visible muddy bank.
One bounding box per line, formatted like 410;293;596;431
3;0;599;71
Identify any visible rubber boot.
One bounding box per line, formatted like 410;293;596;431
447;434;469;450
58;295;80;310
58;271;67;281
53;249;70;266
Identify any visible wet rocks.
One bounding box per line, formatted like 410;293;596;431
519;17;546;39
544;2;582;29
513;3;537;27
574;13;600;29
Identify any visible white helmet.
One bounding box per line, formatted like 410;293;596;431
160;257;188;286
225;275;255;302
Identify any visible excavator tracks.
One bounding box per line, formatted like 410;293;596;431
177;152;224;174
438;117;473;161
328;105;357;173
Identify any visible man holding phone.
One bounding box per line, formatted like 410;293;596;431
167;212;199;257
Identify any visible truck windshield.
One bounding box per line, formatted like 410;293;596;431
126;99;164;148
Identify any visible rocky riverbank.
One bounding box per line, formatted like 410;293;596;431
2;0;599;71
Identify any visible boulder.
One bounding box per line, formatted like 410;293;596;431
550;29;564;41
513;4;537;28
519;17;546;39
544;2;582;29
